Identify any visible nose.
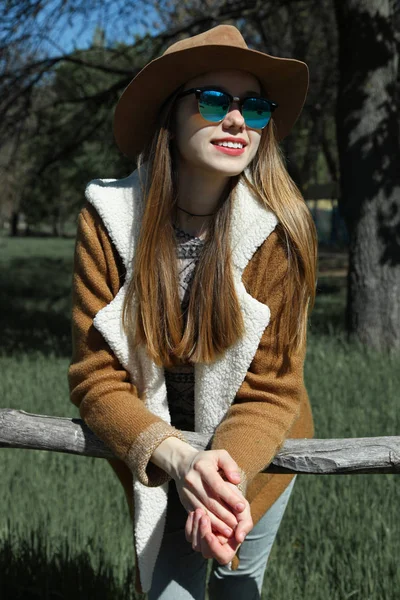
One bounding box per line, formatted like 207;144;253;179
222;99;245;129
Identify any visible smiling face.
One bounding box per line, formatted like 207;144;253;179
171;69;263;178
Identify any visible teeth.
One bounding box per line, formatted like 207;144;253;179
216;141;244;149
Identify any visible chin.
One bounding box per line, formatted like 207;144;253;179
203;156;247;174
210;162;247;177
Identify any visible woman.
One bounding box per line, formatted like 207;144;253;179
68;24;317;599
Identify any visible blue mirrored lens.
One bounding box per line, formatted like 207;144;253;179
199;90;229;122
242;98;272;128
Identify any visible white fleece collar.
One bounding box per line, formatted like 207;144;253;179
85;162;278;592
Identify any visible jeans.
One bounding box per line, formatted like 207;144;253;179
147;475;297;600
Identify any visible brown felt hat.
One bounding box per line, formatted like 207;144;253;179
114;24;309;161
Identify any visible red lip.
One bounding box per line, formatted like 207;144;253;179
211;137;248;146
212;145;246;156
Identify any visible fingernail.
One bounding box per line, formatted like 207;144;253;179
236;503;245;511
238;532;245;542
224;528;232;537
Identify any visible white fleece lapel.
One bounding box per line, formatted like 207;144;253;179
84;163;278;593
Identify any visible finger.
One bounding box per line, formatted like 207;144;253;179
181;485;238;535
220;480;247;513
203;530;239;565
201;517;233;557
216;453;243;487
214;532;231;545
199;515;214;559
233;507;253;543
200;480;240;531
204;508;237;538
185;511;194;543
193;477;241;527
199;514;241;563
218;466;242;486
192;508;203;551
197;468;246;514
235;528;246;544
195;516;201;553
188;458;244;512
205;478;245;522
204;516;231;545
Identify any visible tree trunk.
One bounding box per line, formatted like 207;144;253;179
52;218;60;237
334;0;400;351
10;210;19;237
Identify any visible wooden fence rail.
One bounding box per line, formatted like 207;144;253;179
1;409;400;475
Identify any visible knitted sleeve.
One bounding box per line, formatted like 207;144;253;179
210;225;311;496
68;202;188;487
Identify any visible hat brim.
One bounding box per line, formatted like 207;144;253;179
114;44;309;160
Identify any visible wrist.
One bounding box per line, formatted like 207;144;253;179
150;436;198;480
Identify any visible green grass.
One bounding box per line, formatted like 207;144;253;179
1;236;399;599
0;236;75;357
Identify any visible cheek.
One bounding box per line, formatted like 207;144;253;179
174;101;201;143
174;109;198;153
175;120;209;158
175;128;200;159
248;134;262;159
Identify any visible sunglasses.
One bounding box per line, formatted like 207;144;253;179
176;86;278;129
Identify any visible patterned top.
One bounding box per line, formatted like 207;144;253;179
164;224;206;432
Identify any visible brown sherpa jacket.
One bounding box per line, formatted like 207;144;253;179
68;166;315;594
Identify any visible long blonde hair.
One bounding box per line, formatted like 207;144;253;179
122;83;318;368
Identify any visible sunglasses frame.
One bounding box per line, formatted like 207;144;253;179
176;86;278;129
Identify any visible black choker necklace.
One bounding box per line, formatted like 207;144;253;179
177;206;216;217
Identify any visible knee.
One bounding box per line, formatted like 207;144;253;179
208;568;262;600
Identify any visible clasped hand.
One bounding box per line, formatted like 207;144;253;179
172;449;253;564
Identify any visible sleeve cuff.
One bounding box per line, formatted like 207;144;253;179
236;468;248;497
124;422;188;487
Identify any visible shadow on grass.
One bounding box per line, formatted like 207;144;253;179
0;257;73;357
0;527;144;600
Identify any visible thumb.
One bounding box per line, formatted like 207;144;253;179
225;470;242;484
217;453;242;484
